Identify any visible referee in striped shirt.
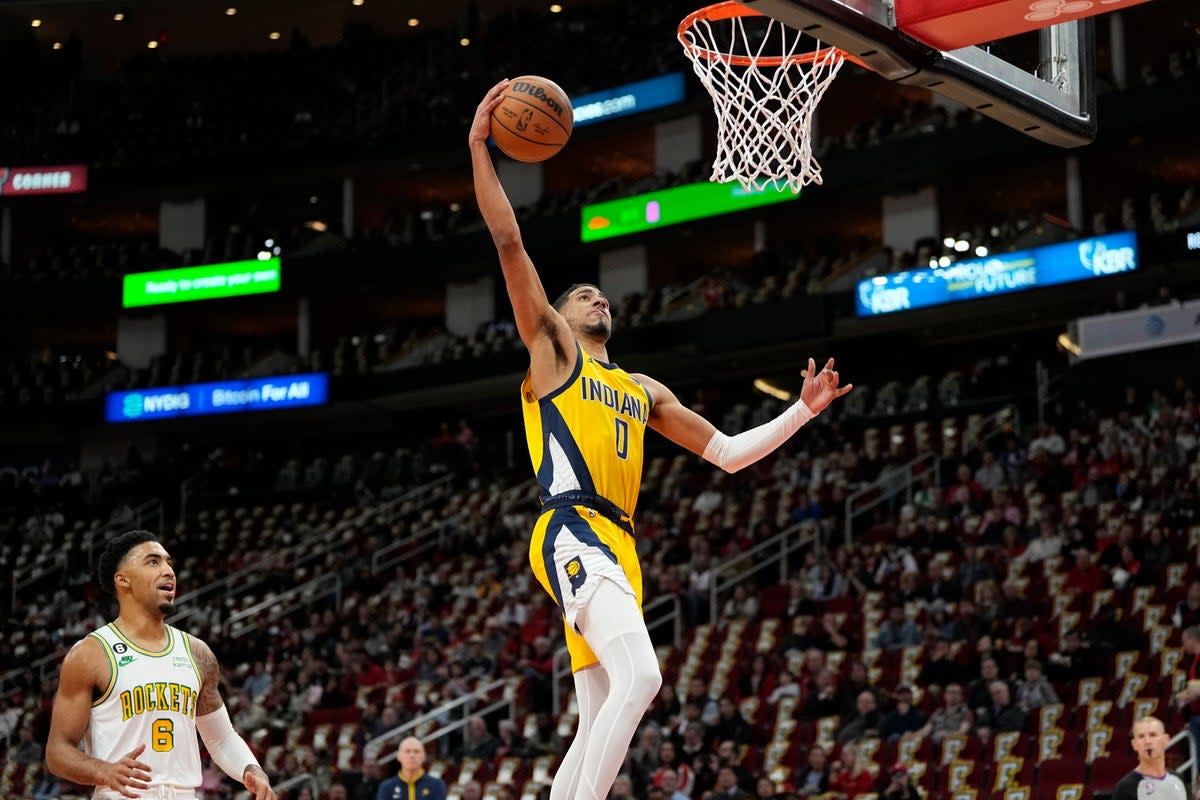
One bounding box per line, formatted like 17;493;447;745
1110;717;1190;800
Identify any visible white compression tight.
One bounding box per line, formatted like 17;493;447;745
549;578;663;800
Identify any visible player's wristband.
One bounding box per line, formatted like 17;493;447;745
196;706;263;785
702;399;817;473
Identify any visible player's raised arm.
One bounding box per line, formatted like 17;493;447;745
634;358;852;473
46;638;152;798
190;637;275;800
468;80;572;359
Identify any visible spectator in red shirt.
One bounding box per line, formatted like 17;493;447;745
354;654;387;687
1064;549;1106;595
654;742;695;798
999;526;1026;561
828;742;875;797
945;464;984;511
524;636;554;678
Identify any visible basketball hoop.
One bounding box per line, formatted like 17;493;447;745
678;1;865;193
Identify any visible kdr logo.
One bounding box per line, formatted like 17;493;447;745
1025;0;1128;23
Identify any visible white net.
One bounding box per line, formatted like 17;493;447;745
679;5;847;193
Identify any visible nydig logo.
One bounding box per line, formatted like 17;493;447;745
144;392;191;414
122;391;191;419
110;387;199;422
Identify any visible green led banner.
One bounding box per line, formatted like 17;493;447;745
122;258;282;308
581;181;799;243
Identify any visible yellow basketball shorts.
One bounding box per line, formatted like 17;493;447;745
529;504;643;672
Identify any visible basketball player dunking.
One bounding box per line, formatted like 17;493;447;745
46;530;276;800
1111;717;1190;800
469;80;853;800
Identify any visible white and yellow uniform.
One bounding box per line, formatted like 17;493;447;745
85;624;203;798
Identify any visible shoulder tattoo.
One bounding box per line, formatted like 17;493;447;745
190;638;225;716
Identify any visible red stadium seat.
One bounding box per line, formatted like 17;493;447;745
943;757;984;798
1033;759;1086;800
990;756;1036;796
1087;755;1132;794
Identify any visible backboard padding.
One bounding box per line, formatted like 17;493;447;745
745;0;1097;147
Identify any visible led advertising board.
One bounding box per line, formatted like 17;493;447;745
581;181;798;243
122;258;282;308
106;373;329;423
855;232;1139;317
573;73;686;127
0;164;88;196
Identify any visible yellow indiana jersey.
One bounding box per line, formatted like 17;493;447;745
522;342;651;516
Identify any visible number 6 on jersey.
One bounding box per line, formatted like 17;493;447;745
152;718;174;752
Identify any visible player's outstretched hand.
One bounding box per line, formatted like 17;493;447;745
95;743;152;799
244;767;276;800
468;79;511;146
800;357;853;414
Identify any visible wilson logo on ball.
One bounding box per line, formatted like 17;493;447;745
512;82;566;117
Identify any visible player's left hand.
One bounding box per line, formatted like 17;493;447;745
243;768;275;800
799;357;853;414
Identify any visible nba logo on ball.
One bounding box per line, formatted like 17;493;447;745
491;75;574;163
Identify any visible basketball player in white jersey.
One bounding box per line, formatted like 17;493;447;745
45;530;275;800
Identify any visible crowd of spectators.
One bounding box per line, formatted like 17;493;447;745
1;364;1196;799
2;0;1194;174
2;3;1199;797
609;375;1197;800
0;1;688;170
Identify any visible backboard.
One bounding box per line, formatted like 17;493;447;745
743;0;1107;147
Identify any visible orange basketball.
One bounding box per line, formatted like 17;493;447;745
491;75;573;163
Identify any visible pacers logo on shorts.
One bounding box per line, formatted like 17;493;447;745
564;557;587;595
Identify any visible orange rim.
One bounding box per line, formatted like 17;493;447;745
678;0;869;69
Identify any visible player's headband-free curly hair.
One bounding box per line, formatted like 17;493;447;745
97;529;159;595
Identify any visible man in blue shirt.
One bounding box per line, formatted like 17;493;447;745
873;605;921;650
880;686;925;742
377;738;446;800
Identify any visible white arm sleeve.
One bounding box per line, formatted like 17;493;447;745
702;399;817;474
195;706;261;784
